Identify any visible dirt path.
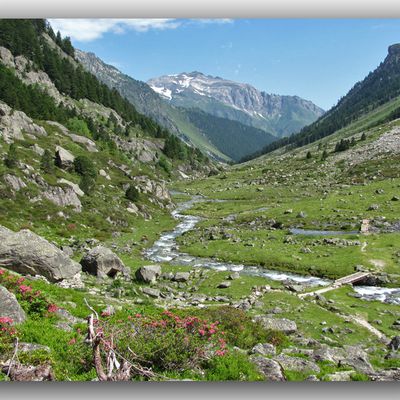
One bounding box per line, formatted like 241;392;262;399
345;314;389;343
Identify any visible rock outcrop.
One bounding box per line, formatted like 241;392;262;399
0;284;26;324
0;226;81;282
135;265;161;283
80;246;130;278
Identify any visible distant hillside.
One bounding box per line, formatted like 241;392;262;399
244;44;400;161
148;71;324;138
180;108;276;162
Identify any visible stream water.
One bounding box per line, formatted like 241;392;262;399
144;195;400;305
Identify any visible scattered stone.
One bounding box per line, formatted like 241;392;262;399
391;196;400;202
0;284;26;324
367;204;379;211
297;211;307;218
250;356;285;381
274;354;320;374
18;343;51;353
217;281;231;289
141;287;160;298
173;271;190;282
326;371;355;382
135;265;161;283
389;336;400;351
252;343;276;356
1;363;54;381
0;226;81;282
228;272;240;280
80;246;130;279
3;174;27;192
254;317;297;334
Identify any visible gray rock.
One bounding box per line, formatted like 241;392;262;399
57;178;84;197
254;316;297;334
18;343;51;353
135;264;161;283
142;287;160;298
1;363;54;381
55;146;74;170
367;204;379;211
68;133;97;153
81;246;130;279
228;272;240;280
252;343;276;356
312;345;374;374
173;271;190;282
217;281;231;289
388;336;400;351
274;354;320;373
0;284;26;324
297;211;307;218
3;174;27;192
250;356;285;381
325;371;355;381
0;227;81;282
42;185;82;212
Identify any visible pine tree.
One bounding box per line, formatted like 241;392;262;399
321;149;328;161
306;151;312;159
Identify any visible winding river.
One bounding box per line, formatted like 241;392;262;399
144;195;400;305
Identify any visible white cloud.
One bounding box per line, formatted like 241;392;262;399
48;19;181;42
48;18;234;42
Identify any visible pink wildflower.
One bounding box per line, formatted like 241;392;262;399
19;284;32;294
47;304;58;313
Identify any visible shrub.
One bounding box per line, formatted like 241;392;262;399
79;175;96;196
125;185;140;202
66;117;90;137
4;143;18;168
157;156;171;175
199;306;275;349
0;269;57;318
73;155;97;179
204;352;262;381
92;309;227;375
40;149;55;173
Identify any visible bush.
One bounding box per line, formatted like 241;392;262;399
4;143;18;168
199;306;274;349
157;156;171;175
0;269;58;318
125;185;140;202
66;117;90;137
94;310;228;374
40;149;55;173
79;175;96;196
73;155;97;179
204;352;262;381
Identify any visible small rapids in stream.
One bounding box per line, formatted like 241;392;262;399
144;195;400;305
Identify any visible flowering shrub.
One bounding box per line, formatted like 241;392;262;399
0;316;17;359
94;309;228;374
0;269;57;317
199;306;287;349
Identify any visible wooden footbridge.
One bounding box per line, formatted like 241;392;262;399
299;271;370;299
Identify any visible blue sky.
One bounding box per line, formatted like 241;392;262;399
50;19;400;110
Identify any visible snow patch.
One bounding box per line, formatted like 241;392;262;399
150;85;172;100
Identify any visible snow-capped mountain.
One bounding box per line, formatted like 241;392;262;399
148;72;324;137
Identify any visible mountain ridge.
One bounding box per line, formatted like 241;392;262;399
147;71;325;138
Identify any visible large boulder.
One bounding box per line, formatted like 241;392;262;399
135;265;161;283
274;354;320;374
80;246;130;279
312;344;374;374
55;146;74;170
42;185;82;212
3;174;27;192
250;356;285;381
0;285;26;325
254;316;298;334
0;227;81;282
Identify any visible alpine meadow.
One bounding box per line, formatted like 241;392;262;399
1;18;400;383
